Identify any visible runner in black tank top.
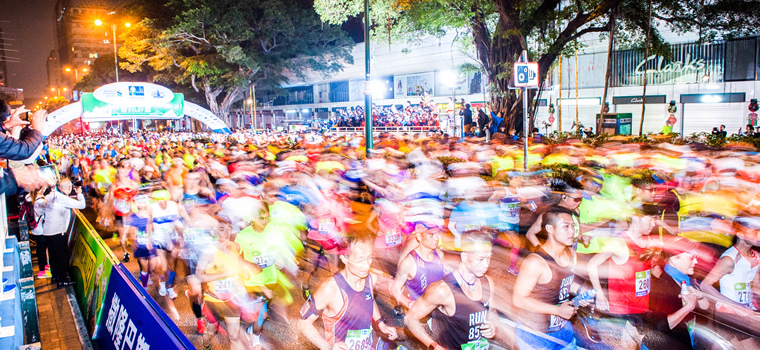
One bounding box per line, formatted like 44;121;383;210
513;209;592;350
432;272;491;349
406;232;497;350
517;246;575;333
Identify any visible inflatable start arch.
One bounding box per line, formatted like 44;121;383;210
42;82;231;136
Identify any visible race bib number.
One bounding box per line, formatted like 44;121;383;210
252;253;274;268
114;199;131;213
154;224;173;237
500;198;520;218
464;223;483;232
548;315;567;332
214;277;236;294
184;229;199;243
461;338;489;350
385;229;402;247
735;282;752;306
318;219;335;235
345;328;372;350
136;235;150;246
635;270;651;297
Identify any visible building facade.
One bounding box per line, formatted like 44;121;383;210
244;32;759;136
54;0;127;95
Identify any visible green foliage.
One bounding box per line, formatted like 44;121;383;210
315;0;759;130
44;97;70;113
436;156;466;173
73;54;146;92
121;0;354;118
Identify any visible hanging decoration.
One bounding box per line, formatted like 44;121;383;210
663;100;677;134
548;104;555;124
748;99;759;127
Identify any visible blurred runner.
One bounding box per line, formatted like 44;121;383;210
298;235;398;350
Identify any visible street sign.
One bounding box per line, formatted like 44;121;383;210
514;62;539;88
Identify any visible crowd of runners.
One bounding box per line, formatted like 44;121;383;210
28;129;760;349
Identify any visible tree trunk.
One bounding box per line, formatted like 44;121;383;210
640;0;653;136
599;9;616;132
202;80;245;129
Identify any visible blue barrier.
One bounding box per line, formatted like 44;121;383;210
93;264;193;349
0;235;25;348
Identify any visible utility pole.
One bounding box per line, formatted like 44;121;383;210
363;0;373;156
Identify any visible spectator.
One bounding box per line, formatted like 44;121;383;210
0;101;52;195
477;106;489;138
490;110;503;135
36;178;86;287
462;103;473;135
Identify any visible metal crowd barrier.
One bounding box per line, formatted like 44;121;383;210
0;194;41;349
328;126;440;135
67;209;193;349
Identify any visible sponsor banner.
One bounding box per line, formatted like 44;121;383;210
95;264;193;349
68;210;117;335
81;92;185;120
612;95;667;105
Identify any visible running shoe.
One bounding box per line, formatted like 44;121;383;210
197;318;206;334
508;266;519;275
37;270;50;279
581;315;601;343
122;252;130;262
167;287;178;300
158;281;167;296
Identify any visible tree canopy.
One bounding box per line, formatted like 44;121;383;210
315;0;760;130
120;0;354;124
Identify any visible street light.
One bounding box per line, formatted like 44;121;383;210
440;70;460;138
95;17;130;82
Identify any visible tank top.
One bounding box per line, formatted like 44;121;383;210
431;273;491;350
113;187;136;217
126;214;150;247
235;225;278;287
322;273;375;348
373;201;405;249
205;244;243;300
607;234;652;315
718;246;760;308
406;250;445;301
151;201;181;242
517;247;575;333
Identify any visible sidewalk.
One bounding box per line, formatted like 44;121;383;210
32;250;85;350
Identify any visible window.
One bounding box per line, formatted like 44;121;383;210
725;38;757;81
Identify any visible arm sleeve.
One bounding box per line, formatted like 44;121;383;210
55;192;87;209
0;129;43;161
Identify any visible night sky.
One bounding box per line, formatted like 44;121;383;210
1;0;58;104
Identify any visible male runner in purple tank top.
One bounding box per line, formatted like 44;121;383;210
392;222;447;310
298;235;398;350
513;208;594;350
406;231;499;350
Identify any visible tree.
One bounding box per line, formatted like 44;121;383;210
73;54;144;92
120;0;354;124
44;96;70;113
314;0;760;132
74;54;207;105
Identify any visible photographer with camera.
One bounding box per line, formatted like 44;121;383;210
35;178;86;287
0;101;54;194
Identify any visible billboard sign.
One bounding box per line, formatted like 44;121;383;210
81;92;184;120
94;265;193;349
68;210;117;334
